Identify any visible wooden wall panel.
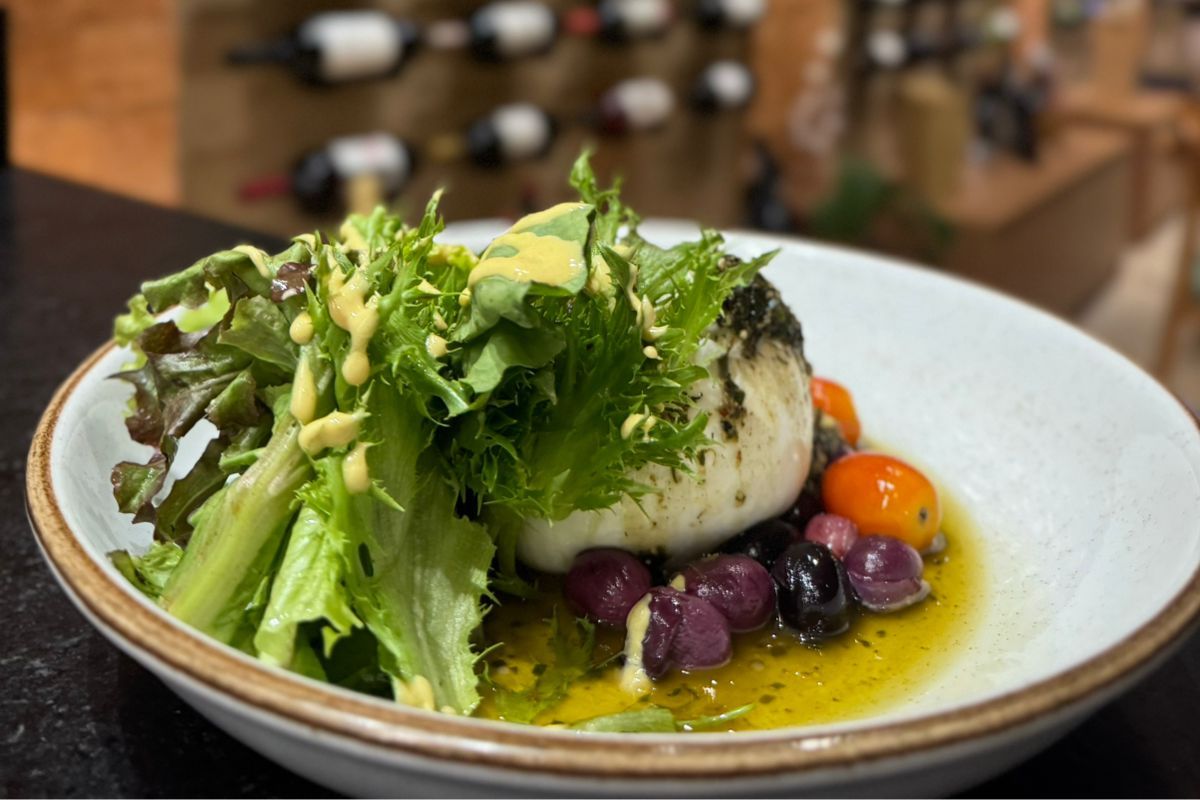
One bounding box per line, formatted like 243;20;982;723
8;0;180;205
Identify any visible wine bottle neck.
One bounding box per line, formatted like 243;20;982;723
227;39;297;66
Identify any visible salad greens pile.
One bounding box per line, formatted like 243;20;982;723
109;153;775;716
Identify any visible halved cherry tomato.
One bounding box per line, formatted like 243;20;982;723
820;453;941;550
811;377;861;446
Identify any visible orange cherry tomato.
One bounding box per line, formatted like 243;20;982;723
811;378;861;446
821;453;941;550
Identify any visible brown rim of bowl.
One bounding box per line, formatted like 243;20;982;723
26;341;1200;781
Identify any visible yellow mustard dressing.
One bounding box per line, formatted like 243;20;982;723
289;312;315;345
469;232;587;289
477;499;980;731
342;441;372;494
233;245;272;278
395;675;437;711
508;201;589;233
425;333;450;359
339;218;369;252
328;268;379;387
298;411;362;455
289;354;318;425
620;594;653;695
467;203;590;290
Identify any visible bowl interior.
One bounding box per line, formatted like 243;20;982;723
47;221;1200;731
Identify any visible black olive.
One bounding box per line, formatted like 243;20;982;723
720;519;799;568
778;488;824;531
771;541;853;640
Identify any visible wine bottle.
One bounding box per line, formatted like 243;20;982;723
242;134;415;214
692;61;756;111
228;10;419;85
973;76;1040;162
905;29;944;64
596;0;673;40
598;77;676;134
467;103;557;167
695;0;767;30
746;141;796;233
469;1;559;60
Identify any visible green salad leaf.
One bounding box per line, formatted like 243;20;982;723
106;152;776;718
335;388;495;713
111;540;183;600
254;501;361;669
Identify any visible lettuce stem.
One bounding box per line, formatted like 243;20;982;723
160;351;332;642
159;420;311;642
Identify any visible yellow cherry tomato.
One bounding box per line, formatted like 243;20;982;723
811;377;861;447
821;452;941;550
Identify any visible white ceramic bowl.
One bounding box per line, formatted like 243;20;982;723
27;223;1200;797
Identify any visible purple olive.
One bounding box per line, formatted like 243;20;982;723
676;554;775;631
720;519;800;567
804;513;859;559
771;541;853;640
564;548;653;627
844;535;930;613
639;587;732;678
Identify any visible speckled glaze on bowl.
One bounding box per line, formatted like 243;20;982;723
27;223;1200;797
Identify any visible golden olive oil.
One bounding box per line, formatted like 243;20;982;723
477;500;979;731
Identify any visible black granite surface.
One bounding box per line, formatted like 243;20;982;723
1;169;1197;798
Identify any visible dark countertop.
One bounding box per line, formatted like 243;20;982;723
2;169;1198;798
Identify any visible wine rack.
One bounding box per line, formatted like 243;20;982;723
178;0;758;236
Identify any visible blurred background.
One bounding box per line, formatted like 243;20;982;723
6;0;1200;399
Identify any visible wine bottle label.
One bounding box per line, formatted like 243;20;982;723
713;0;766;28
609;78;675;130
299;11;404;82
607;0;671;36
475;1;557;59
326;133;411;193
700;61;755;109
491;104;554;161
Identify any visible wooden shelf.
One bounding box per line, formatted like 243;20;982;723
868;126;1133;315
1060;86;1184;130
1059;86;1187;239
939;128;1132;314
936;127;1131;232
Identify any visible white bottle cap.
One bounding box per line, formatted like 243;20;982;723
491;103;553;161
476;1;557;59
610;77;675;130
611;0;671;36
717;0;766;28
868;29;907;68
701;61;755;108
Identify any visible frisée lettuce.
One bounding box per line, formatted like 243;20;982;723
109;153;776;714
